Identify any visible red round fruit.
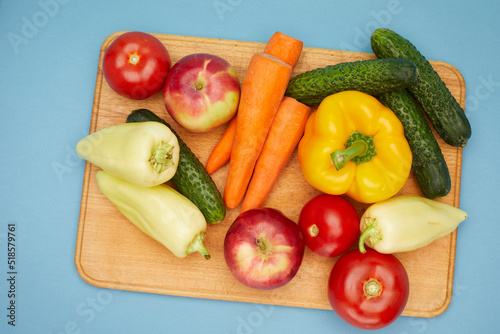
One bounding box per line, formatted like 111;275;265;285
163;53;240;132
298;194;359;258
328;249;409;330
103;31;171;100
224;208;305;290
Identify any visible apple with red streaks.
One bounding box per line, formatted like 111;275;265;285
224;208;306;290
163;53;240;132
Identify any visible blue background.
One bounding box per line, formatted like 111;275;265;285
1;0;498;333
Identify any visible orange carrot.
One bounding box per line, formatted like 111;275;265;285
204;32;303;176
205;116;236;174
240;97;310;212
263;31;303;68
224;53;292;209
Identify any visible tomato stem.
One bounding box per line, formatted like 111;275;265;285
308;224;319;237
129;53;140;65
363;278;382;299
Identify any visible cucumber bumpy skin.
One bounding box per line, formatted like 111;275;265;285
371;28;471;147
284;58;417;106
127;109;226;224
377;90;451;199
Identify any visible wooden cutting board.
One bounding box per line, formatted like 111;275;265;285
75;31;465;318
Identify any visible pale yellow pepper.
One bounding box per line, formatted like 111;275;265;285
298;91;412;203
96;170;210;259
76;122;180;188
359;195;468;254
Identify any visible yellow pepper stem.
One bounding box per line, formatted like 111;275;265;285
358;217;382;254
150;141;175;174
331;131;376;170
186;232;211;260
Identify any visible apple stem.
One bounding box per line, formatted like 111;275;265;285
256;238;266;251
194;81;204;91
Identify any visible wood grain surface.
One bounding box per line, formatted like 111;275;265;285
75;32;465;318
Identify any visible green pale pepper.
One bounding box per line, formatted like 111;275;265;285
76;122;180;187
96;170;210;259
359;195;467;254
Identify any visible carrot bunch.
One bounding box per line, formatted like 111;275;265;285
206;31;310;211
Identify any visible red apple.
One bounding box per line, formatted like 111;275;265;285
163;53;240;132
224;208;306;290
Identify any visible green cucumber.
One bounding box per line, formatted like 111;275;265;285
126;109;225;224
377;90;451;199
371;28;471;147
284;58;417;106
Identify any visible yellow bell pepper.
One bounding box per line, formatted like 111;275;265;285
298;91;412;203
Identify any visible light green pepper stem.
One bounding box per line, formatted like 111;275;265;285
186;232;211;260
150;141;174;173
331;131;377;170
358;217;382;254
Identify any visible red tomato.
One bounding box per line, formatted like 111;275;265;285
102;31;171;100
298;194;359;257
328;249;409;330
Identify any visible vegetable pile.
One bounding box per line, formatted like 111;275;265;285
77;27;471;331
